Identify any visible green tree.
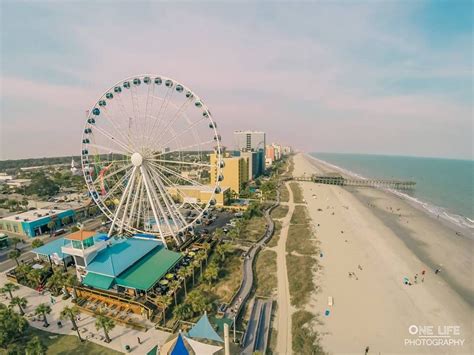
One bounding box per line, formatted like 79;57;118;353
203;262;219;286
60;305;83;342
216;243;233;262
31;239;44;249
213;228;224;239
65;274;79;299
27;269;43;288
0;303;28;349
45;271;65;295
187;290;211;314
10;296;28;315
9;238;21;250
173;303;193;321
61;216;71;226
35;303;51;328
169;280;181;307
95;314;115;343
47;221;56;235
186;265;195;286
25;336;47;355
8;250;20;266
156;294;172;326
0;283;19;300
195;251;206;276
25;175;59;197
177;268;189;296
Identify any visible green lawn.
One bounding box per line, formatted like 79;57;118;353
13;327;122;355
289;182;304;203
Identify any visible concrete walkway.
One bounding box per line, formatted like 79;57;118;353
0;272;170;354
275;181;294;354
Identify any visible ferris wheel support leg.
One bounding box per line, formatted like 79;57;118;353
118;168;138;235
148;168;186;244
140;166;168;248
144;166;181;246
128;177;142;230
108;166;137;237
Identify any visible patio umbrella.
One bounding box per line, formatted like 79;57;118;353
165;273;175;280
160;279;169;286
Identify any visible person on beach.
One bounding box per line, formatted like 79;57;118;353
435;268;441;274
365;346;370;354
414;274;418;283
137;336;141;345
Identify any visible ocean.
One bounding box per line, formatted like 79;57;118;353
309;153;474;229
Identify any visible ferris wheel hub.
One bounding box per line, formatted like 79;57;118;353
131;152;143;167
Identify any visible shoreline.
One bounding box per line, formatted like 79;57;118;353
291;153;473;354
305;153;474;238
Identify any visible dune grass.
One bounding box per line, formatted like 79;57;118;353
292;310;325;354
289;182;304;203
255;250;277;297
271;205;289;219
279;184;290;202
286;254;317;307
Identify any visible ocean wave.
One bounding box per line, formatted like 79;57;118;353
306;154;474;231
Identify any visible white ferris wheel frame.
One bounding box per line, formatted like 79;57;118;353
80;74;224;248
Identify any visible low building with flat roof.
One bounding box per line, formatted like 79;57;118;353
0;208;75;237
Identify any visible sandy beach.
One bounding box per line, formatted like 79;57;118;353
292;153;473;354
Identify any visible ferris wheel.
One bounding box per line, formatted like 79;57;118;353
80;75;224;248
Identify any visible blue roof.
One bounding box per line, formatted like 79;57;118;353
171;333;188;355
86;238;161;277
32;237;67;259
188;313;224;343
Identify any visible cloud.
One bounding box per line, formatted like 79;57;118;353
0;2;472;160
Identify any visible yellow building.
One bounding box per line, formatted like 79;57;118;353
210;153;249;195
167;185;231;206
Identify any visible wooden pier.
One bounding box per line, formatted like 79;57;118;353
293;173;415;190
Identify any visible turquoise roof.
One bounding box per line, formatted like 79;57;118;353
188;313;224;343
32;237;67;259
85;238;161;277
83;272;115;290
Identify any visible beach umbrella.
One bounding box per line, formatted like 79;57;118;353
160;279;169;286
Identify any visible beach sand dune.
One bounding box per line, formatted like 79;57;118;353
292;153;472;354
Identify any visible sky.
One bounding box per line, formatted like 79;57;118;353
0;0;472;160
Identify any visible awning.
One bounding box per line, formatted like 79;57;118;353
188;313;223;343
82;272;115;290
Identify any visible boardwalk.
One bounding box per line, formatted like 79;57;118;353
224;192;278;321
293;174;416;190
241;298;273;354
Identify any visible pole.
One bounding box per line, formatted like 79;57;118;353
233;315;236;343
224;323;230;355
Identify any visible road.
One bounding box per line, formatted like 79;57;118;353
0;217;103;273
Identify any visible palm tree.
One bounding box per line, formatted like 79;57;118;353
1;282;19;299
25;336;47;355
65;274;79;299
35;303;52;328
201;243;211;265
46;271;65;295
213;228;224;240
173;303;193;321
177;268;188;296
9;237;21;250
60;305;83;341
95;314;115;343
156;294;172;326
186;265;195;286
10;296;28;315
216;243;233;262
47;221;56;236
169;280;180;306
203;263;219;286
187;290;210;314
31;238;44;249
195;251;206;277
9;249;21;266
27;269;43;288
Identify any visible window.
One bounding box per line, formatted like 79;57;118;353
13;225;18;233
72;240;82;249
82;237;94;249
6;224;11;231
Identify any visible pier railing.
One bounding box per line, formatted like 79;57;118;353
293;174;415;190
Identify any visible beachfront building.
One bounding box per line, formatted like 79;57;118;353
167;185;231;206
210;152;249;195
0;208;75;237
234;130;266;176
